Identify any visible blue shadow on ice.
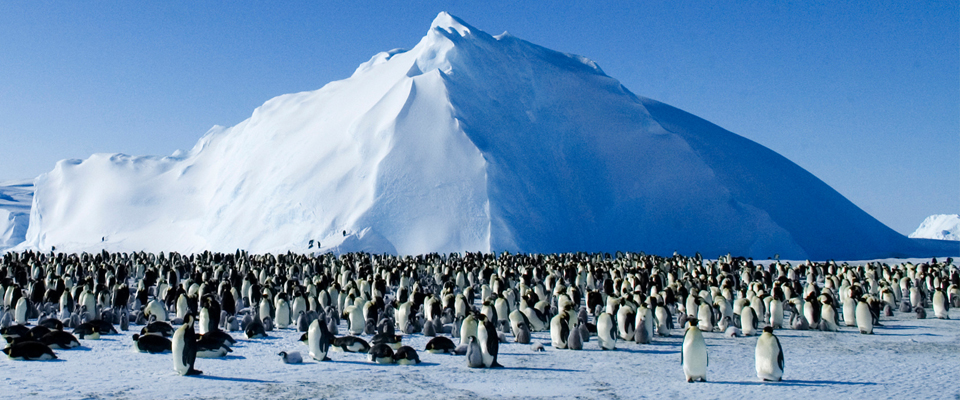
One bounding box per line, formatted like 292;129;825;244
192;375;279;384
711;380;878;387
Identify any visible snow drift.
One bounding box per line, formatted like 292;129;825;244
17;12;958;259
910;214;960;241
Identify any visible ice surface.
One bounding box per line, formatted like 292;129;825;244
12;12;958;260
4;290;958;399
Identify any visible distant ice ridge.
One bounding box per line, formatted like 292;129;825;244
15;12;958;259
0;179;33;251
909;214;960;241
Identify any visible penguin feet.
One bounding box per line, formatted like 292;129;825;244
185;368;203;376
699;377;707;382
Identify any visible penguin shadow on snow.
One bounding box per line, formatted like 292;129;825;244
615;347;679;355
189;374;279;384
710;379;878;387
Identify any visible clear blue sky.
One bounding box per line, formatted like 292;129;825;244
0;1;956;235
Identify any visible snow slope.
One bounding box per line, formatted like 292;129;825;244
910;214;960;241
3;287;958;399
0;179;33;251
18;12;957;260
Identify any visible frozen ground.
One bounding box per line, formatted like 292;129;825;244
4;304;958;399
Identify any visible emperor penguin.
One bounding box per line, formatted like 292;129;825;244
550;311;570;349
477;316;502;367
172;314;202;376
14;297;27;325
842;297;857;327
597;312;617;350
681;317;708;382
768;297;784;329
696;300;714;332
346;306;365;335
741;306;758;336
465;336;485;368
275;295;291;329
307;319;332;361
515;322;531;344
459;313;478;345
819;298;839;332
144;299;167;322
655;303;671;336
755;326;784;381
567;323;584;350
932;289;949;319
855;299;873;334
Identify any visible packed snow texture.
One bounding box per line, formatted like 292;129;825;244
4;275;959;399
910;214;960;241
0;180;33;251
17;12;958;260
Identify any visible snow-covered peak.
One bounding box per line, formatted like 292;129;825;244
430;12;473;37
14;13;957;259
909;214;960;241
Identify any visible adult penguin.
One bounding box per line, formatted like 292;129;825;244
477;315;502;368
132;333;172;354
368;343;395;364
41;330;81;349
597;312;617;350
275;294;292;329
933;289;949;319
172;314;202;376
393;345;421;365
550;311;570;349
681;317;708;383
331;336;371;353
3;341;56;360
307;319;333;361
819;298;839;332
459;313;478;345
424;336;456;354
740;306;758;336
755;326;784;381
855;298;874;334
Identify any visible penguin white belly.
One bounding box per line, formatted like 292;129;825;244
697;303;713;332
171;329;189;375
14;298;27;325
198;309;210;335
768;300;783;328
655;307;670;336
681;328;708;382
842;298;857;326
755;334;783;381
348;307;365;335
550;313;568;349
932;292;948;319
597;313;616;350
308;320;327;360
459;316;478;344
855;302;873;334
740;309;757;336
276;303;291;329
821;305;839;331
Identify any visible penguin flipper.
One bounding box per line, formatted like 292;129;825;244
775;336;784;370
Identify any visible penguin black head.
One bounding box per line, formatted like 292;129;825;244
762;326;774;334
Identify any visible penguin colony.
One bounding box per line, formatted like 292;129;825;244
0;249;955;382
